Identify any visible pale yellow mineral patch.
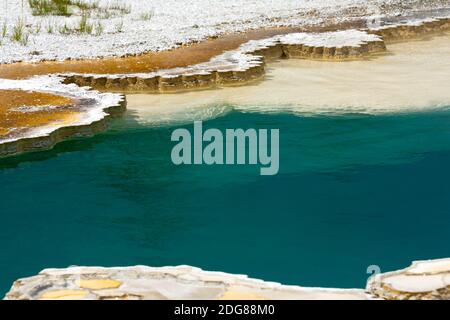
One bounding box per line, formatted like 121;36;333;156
219;287;267;300
39;289;88;300
76;279;122;290
100;294;141;300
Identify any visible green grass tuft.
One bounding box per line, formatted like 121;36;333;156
11;19;30;45
28;0;72;16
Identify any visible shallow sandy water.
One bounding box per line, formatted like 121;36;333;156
127;33;450;124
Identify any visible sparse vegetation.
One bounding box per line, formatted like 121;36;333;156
1;0;135;47
11;20;24;42
46;20;54;33
2;23;7;38
0;23;6;46
58;22;72;34
33;23;42;34
139;11;154;21
115;19;124;33
25;0;133;37
94;2;131;19
77;13;93;34
108;1;131;14
56;14;101;35
28;0;102;17
28;0;72;16
28;0;131;19
11;19;29;46
94;21;103;36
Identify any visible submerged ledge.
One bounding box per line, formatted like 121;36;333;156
60;16;450;93
125;31;450;121
5;258;450;300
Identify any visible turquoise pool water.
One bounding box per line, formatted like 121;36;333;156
1;108;450;294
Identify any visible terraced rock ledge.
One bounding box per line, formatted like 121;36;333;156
60;16;450;93
368;16;450;42
0;78;126;158
62;30;386;93
5;258;450;300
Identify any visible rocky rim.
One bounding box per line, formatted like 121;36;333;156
4;258;450;300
